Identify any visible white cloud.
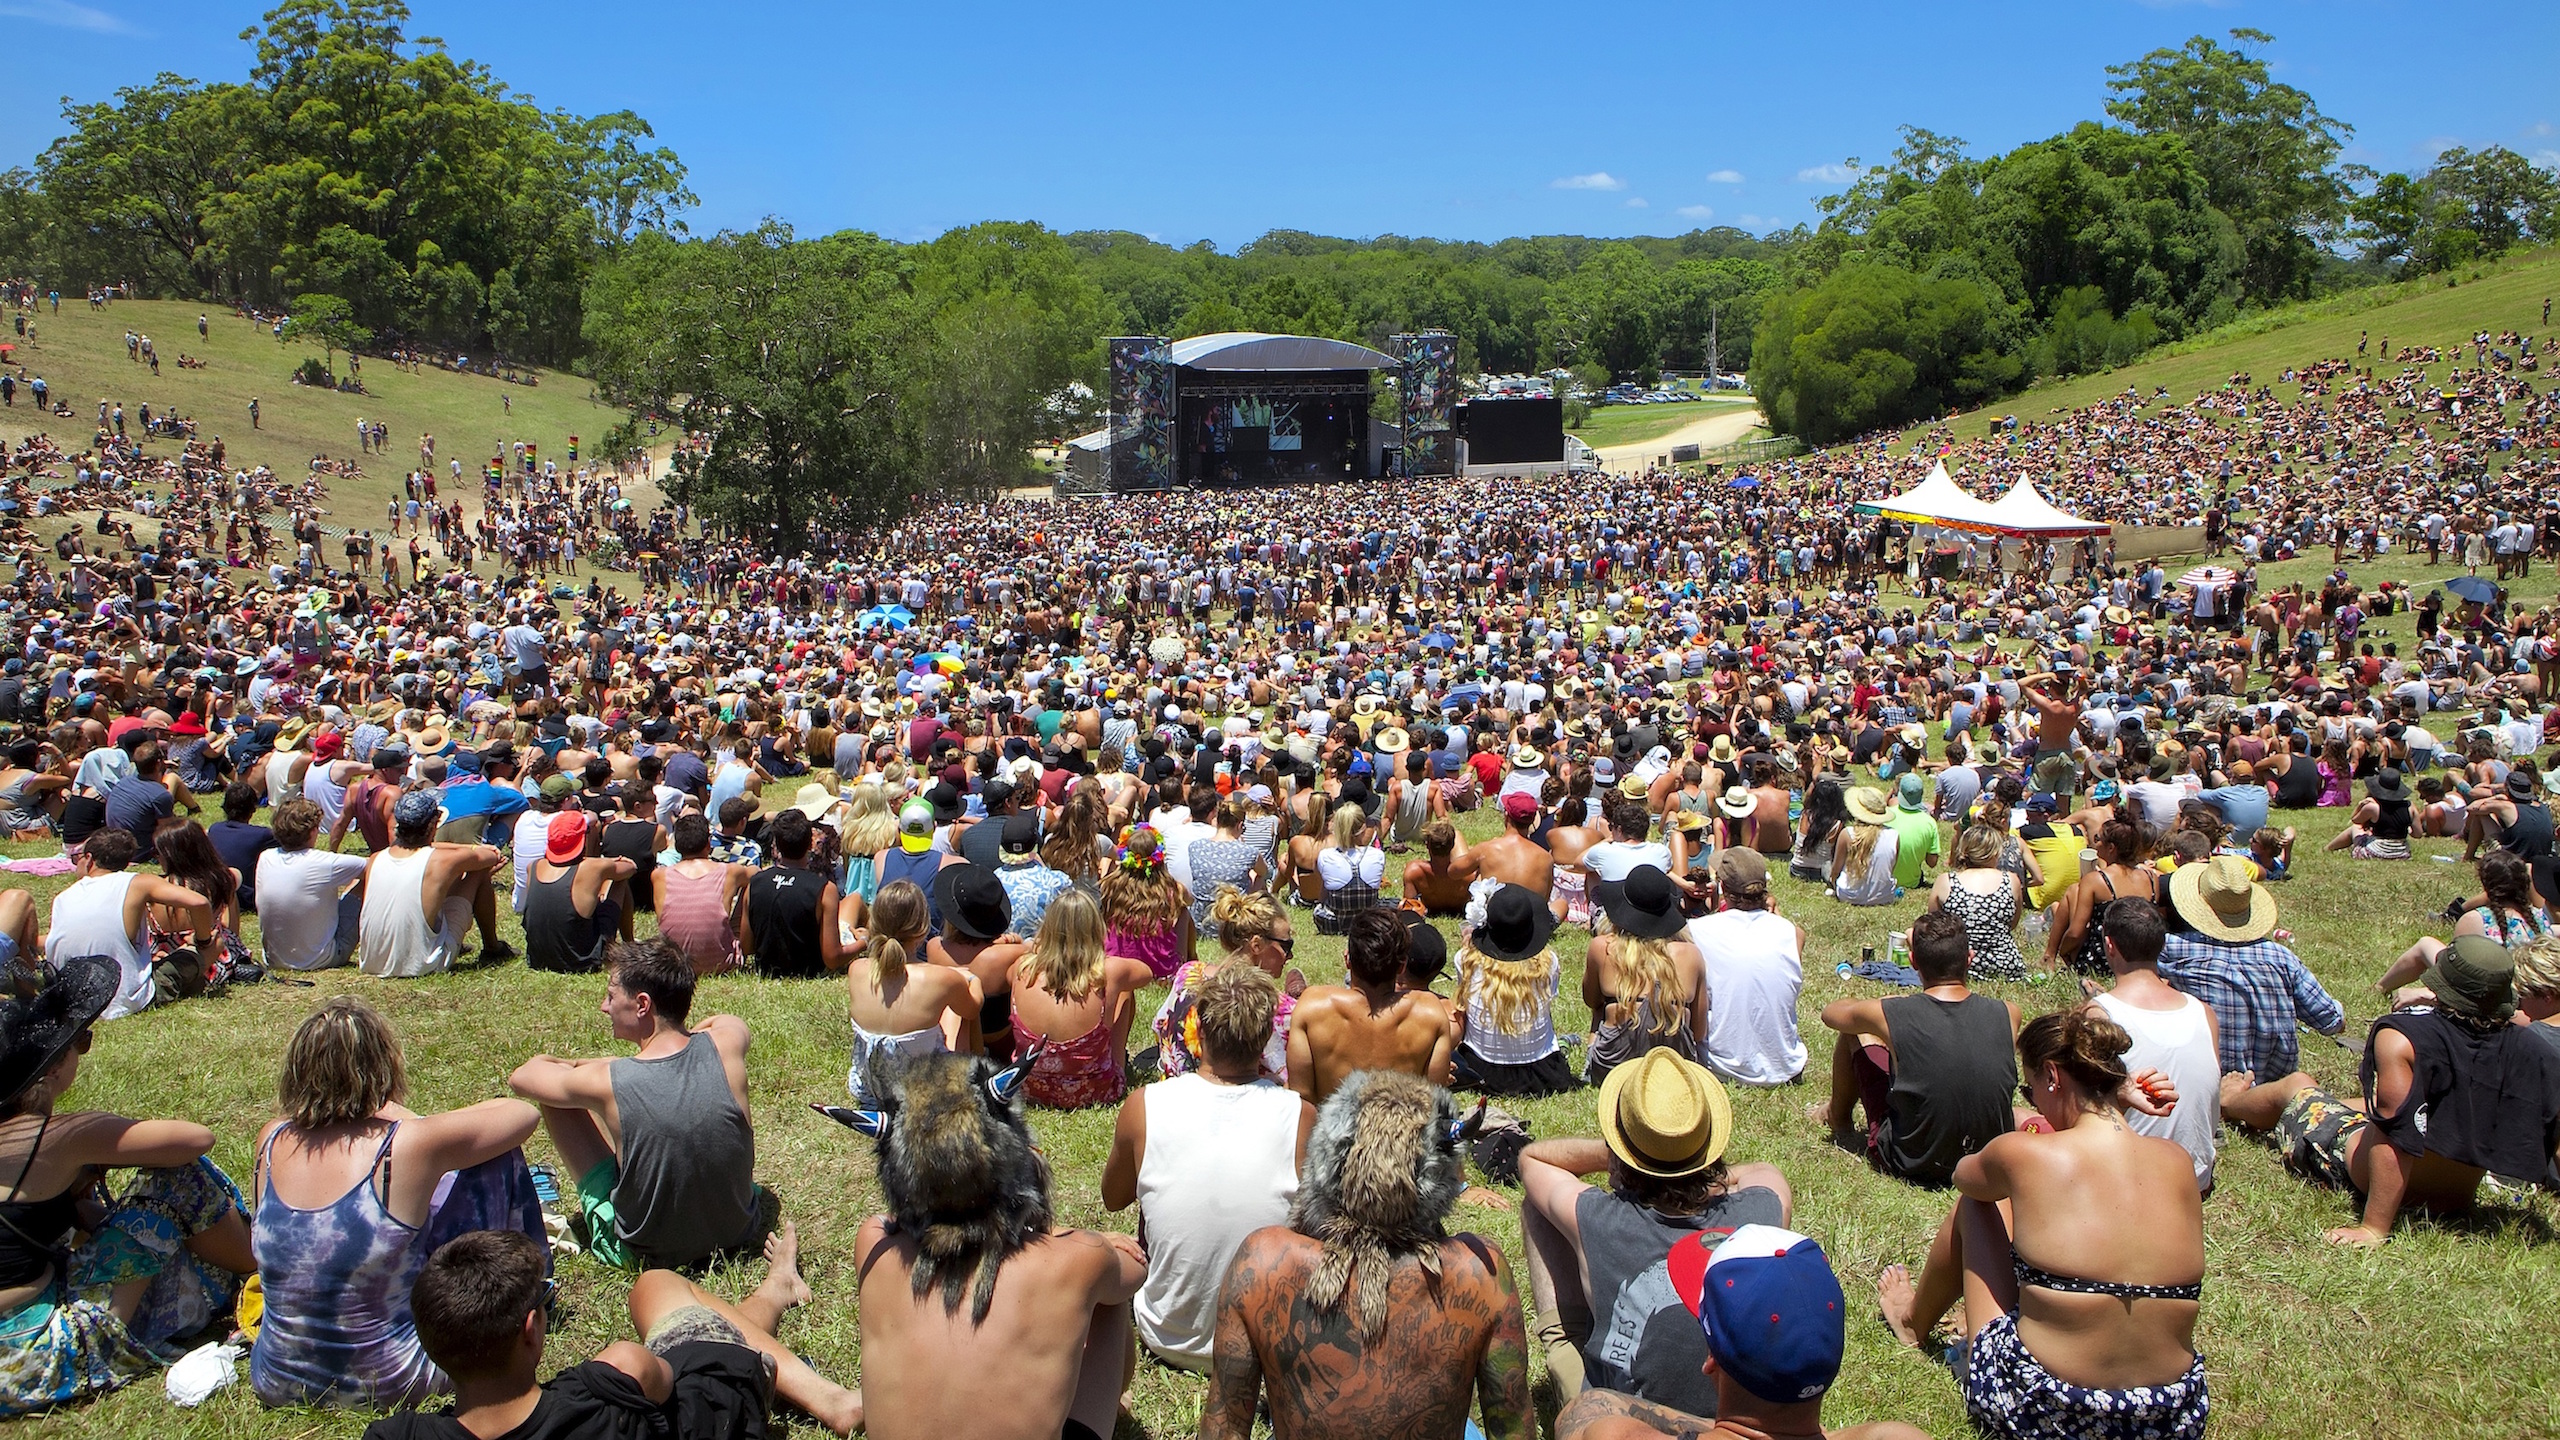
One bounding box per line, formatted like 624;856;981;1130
0;0;129;32
1739;215;1770;228
1625;197;1649;209
1552;171;1626;192
1795;163;1860;184
2529;121;2555;137
1704;169;1744;184
1676;205;1715;220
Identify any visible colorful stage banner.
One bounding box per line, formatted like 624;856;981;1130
1396;331;1457;477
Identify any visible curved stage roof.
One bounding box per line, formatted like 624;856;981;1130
1166;332;1400;371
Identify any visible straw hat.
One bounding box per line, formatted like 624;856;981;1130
1715;785;1756;818
2167;854;2277;943
1844;786;1892;825
1373;725;1411;755
1510;742;1544;770
1597;1049;1733;1178
1707;734;1738;765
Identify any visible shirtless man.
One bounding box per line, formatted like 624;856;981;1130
833;1051;1146;1440
2019;672;2084;795
1286;909;1455;1104
1203;1071;1531;1440
1747;758;1794;857
1400;820;1478;917
1473;790;1555;896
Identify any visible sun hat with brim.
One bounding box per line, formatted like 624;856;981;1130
169;711;208;737
1373;725;1411;755
934;862;1015;942
791;781;848;826
897;800;937;853
1509;743;1544;770
1844;787;1892;825
1474;883;1557;962
1715;785;1755;819
1594;865;1688;940
1897;724;1927;749
2167;853;2277;943
0;955;119;1110
2506;770;2539;801
2425;934;2518;1026
274;719;311;751
1597;1048;1732;1178
1707;734;1739;765
2367;770;2409;803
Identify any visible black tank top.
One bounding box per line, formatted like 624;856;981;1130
0;1115;79;1288
1876;992;2020;1186
523;864;610;973
2271;757;2323;808
745;866;827;979
601;819;659;911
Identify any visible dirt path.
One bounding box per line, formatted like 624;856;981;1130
1592;406;1765;471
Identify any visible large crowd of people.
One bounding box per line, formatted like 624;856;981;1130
2;308;2560;1438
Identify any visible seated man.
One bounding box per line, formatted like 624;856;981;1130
1519;1049;1791;1415
2156;856;2343;1081
1204;1071;1531;1440
2087;898;2223;1192
362;1226;862;1440
1473;790;1556;898
833;1050;1146;1440
506;939;773;1272
358;791;509;978
1102;964;1313;1370
1809;910;2021;1188
521;809;633;974
1555;1227;1926;1440
254;798;373;971
2223;936;2560;1246
1401;820;1478;917
1286;909;1455;1104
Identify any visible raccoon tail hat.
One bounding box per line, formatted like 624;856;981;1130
1289;1070;1467;1342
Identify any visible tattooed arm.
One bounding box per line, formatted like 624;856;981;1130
1556;1388;1716;1440
1199;1230;1278;1440
1466;1235;1535;1440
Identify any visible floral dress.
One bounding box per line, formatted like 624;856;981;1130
1152;961;1292;1082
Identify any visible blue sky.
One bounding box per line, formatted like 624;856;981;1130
3;0;2553;250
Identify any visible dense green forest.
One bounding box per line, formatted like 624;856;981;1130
2;5;2552;528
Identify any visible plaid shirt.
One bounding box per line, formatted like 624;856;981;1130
2158;932;2346;1081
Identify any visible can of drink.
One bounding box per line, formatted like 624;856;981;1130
1861;945;1875;967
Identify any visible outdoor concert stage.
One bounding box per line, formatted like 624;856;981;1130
1059;330;1467;495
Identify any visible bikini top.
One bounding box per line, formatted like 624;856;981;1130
2014;1255;2201;1303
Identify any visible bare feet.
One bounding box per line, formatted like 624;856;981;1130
2324;1223;2389;1249
758;1222;814;1312
1458;1184;1513;1211
1876;1263;1925;1348
1804;1099;1837;1130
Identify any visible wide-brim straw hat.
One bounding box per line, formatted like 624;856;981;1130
1845;786;1893;825
2167;854;2277;943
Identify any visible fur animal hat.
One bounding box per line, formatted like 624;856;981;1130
816;1045;1049;1323
1289;1070;1471;1341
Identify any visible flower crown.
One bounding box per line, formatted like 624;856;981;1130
1114;825;1166;876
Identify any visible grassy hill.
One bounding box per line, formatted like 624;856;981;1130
1568;396;1758;449
1900;244;2560;444
0;297;645;534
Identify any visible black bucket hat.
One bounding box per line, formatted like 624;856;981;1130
1475;883;1558;962
934;863;1015;943
0;956;119;1111
1594;864;1688;940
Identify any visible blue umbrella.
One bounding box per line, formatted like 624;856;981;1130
1727;473;1758;488
855;604;912;632
2443;575;2499;603
1421;632;1456;650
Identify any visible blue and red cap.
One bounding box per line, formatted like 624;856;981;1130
1666;1224;1845;1405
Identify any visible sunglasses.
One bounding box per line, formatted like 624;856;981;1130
1263;933;1296;954
536;1276;560;1326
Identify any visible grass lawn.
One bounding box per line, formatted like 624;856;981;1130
1568;399;1758;451
1906;244;2560;446
0;297;646;539
13;547;2560;1439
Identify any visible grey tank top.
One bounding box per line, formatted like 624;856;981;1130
1576;1184;1787;1417
608;1032;757;1269
1877;992;2019;1187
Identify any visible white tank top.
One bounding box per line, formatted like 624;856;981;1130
1688;908;1807;1086
2094;991;2221;1191
1132;1074;1302;1369
44;871;149;1019
357;848;456;978
267;752;302;810
303;761;348;833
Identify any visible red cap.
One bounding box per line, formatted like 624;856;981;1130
1501;791;1540;821
544;810;591;864
312;730;345;760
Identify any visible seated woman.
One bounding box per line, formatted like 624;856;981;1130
2380;848;2553;1002
1830;787;1903;907
1927;823;2028;982
846;879;978;1105
2416;773;2467;838
1581;865;1705;1084
250;997;547;1410
1007;891;1158;1108
1452;883;1574;1096
1154;886;1303;1081
0;956;255;1419
1877;1008;2207;1440
2325;769;2415;859
1100;827;1193;981
1311;803;1389;936
147;818;253;994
